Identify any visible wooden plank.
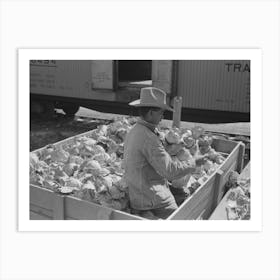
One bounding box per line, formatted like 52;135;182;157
53;195;65;220
30;185;55;210
236;142;245;173
30;211;52;220
219;161;238;187
211;169;224;211
64;196;113;220
239;161;250;179
65;197;142;220
110;210;144;220
172;96;182;129
185;195;214;220
208;193;229;220
30;185;64;220
209;162;250;220
168;174;216;220
213;142;244;205
219;145;239;172
30;204;53;219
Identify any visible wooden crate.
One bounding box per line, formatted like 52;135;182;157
167;138;245;220
209;162;250;220
30;130;244;220
30;185;143;220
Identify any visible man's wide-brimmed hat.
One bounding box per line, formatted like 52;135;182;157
129;87;174;112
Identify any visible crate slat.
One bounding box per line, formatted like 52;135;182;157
168;174;216;220
30;211;52;220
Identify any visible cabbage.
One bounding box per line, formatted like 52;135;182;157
68;155;83;165
206;148;225;164
176;148;192;162
40;145;55;160
191;126;205;139
65;177;82;190
67;146;80;156
97;125;108;136
108;120;130;134
108;185;125;199
30;172;44;186
226;190;250;220
50;148;69;163
30;153;40;170
165;130;181;144
101;176;113;189
81;160;102;175
115;177;128;192
181;129;192;138
165;143;184;156
63;163;78;176
53;166;68;179
115;128;128;141
92;152;111;164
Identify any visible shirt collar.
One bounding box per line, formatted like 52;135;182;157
137;118;157;133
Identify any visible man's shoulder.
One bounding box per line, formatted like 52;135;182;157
129;123;158;143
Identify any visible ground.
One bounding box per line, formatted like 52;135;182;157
30;110;111;151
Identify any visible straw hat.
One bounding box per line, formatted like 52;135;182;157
129;87;174;112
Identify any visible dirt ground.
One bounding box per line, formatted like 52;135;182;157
30;112;111;151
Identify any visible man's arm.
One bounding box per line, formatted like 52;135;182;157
143;135;196;181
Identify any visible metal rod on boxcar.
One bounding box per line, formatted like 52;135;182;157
172;96;182;129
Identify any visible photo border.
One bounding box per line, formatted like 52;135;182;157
19;48;262;232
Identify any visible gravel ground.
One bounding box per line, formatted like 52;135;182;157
30;111;111;151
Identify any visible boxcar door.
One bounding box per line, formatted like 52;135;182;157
91;60;115;90
152;60;174;94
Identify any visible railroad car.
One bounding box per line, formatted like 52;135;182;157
30;60;250;122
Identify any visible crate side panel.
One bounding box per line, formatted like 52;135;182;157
65;196;113;220
30;210;52;220
30;185;55;210
110;210;144;220
219;147;239;172
169;175;216;220
30;204;53;219
216;161;239;203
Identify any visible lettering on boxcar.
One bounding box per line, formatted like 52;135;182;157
225;63;250;72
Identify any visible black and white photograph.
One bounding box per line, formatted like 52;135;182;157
29;59;252;221
1;1;279;280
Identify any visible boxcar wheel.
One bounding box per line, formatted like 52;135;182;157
62;103;80;116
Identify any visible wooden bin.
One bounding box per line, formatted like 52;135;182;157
30;131;244;220
167;138;245;220
30;185;143;220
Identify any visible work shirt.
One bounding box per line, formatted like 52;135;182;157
123;118;196;210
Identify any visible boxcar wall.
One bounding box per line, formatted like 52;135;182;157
176;60;250;122
30;60;250;122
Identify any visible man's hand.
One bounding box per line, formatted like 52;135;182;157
194;155;208;166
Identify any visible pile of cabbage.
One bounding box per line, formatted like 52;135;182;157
225;172;250;220
160;126;226;198
30;117;226;213
30;117;134;212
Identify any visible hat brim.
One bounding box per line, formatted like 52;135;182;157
129;99;174;112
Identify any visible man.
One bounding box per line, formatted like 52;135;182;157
123;87;206;219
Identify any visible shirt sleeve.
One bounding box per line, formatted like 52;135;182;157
142;133;196;181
